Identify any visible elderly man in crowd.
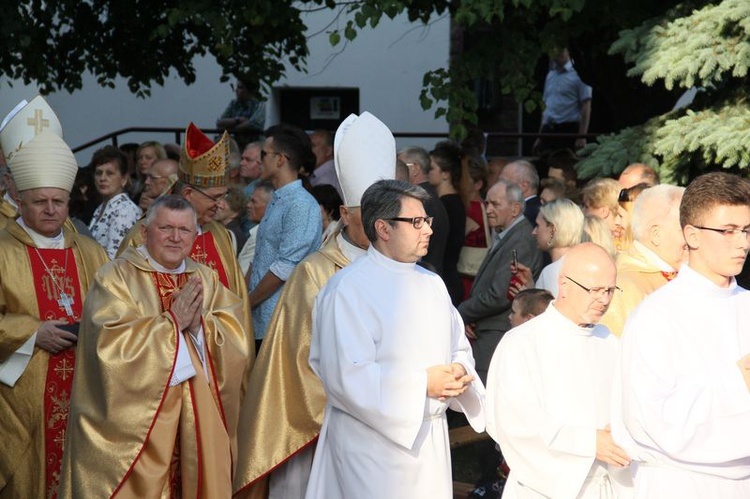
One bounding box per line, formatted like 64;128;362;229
614;172;750;498
308;129;341;197
138;158;178;211
498;160;542;225
600;184;685;337
59;195;250;497
234;111;396;499
487;243;632;498
0;96;109;498
305;179;485;499
458;179;543;383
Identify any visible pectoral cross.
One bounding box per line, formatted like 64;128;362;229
58;292;74;317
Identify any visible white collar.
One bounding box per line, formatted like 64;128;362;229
633;240;675;272
17;217;64;249
136;245;186;273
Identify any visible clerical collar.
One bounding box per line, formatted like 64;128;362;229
337;230;367;263
368;245;416;273
17;217;64;249
633;240;675;273
136;245;186;274
3;192;18;210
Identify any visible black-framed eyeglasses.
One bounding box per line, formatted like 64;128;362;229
565;275;621;299
192;186;228;203
387;216;434;229
694;225;750;239
261;149;288;160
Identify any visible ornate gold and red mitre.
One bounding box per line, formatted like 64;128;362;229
178;122;229;188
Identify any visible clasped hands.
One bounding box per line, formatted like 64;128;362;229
427;363;474;401
171;276;203;335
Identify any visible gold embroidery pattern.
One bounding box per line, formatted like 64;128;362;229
151;272;189;311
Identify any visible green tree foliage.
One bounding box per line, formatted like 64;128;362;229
577;0;750;182
0;0;314;97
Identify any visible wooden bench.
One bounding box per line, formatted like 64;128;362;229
449;425;492;498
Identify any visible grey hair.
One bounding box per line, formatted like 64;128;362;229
361;179;430;242
505;160;539;191
397;146;430;175
244;141;262;152
143;194;197;227
631;184;685;241
495;179;526;214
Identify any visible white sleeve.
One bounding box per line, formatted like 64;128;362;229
0;333;36;387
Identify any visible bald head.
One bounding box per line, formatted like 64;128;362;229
618;163;660;189
556;243;617;326
631;185;686;270
144;159;179;199
499;160;539;198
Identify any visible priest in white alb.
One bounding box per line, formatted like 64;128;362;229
613;172;750;498
233;111;396;499
305;179;485;499
487;243;632;498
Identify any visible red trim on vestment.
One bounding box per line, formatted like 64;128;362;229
110;306;182;497
27;247;82;499
232;436;320;497
191;232;230;287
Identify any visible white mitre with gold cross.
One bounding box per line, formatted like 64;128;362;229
0;96;77;192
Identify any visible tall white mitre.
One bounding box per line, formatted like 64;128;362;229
0;96;77;192
334;111;396;207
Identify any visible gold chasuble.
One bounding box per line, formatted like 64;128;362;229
0;197;17;229
59;248;251;498
234;234;350;497
118;219;254;368
0;222;108;499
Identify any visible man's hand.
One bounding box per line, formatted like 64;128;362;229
575;138;587;150
35;320;78;354
450;363;475;387
427;364;471;400
596;426;630;467
171;276;203;333
465;323;477;340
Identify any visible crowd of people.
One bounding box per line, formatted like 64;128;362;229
1;93;750;499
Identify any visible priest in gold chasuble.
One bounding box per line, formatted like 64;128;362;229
117;123;254;370
0;96;109;499
59;195;250;498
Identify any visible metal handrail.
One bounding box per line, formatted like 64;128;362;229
72;126;600;154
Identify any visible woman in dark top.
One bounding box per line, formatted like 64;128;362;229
428;142;467;305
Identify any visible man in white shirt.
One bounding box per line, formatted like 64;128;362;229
306;179;485;499
487;242;631;498
614;172;750;497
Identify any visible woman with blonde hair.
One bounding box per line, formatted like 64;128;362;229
532;198;585;296
581;177;625;249
581;214;617;258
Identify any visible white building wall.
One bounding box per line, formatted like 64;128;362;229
0;9;449;164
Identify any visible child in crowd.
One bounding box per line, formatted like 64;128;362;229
508;288;554;328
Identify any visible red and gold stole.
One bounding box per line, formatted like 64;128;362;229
27;247;82;499
190;232;229;288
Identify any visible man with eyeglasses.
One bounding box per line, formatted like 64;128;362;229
611;172;750;498
138;158;178;211
60;196;250;497
305;179;485;499
234;112;397;499
249;124;322;352
487;242;632;498
600;184;685;337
